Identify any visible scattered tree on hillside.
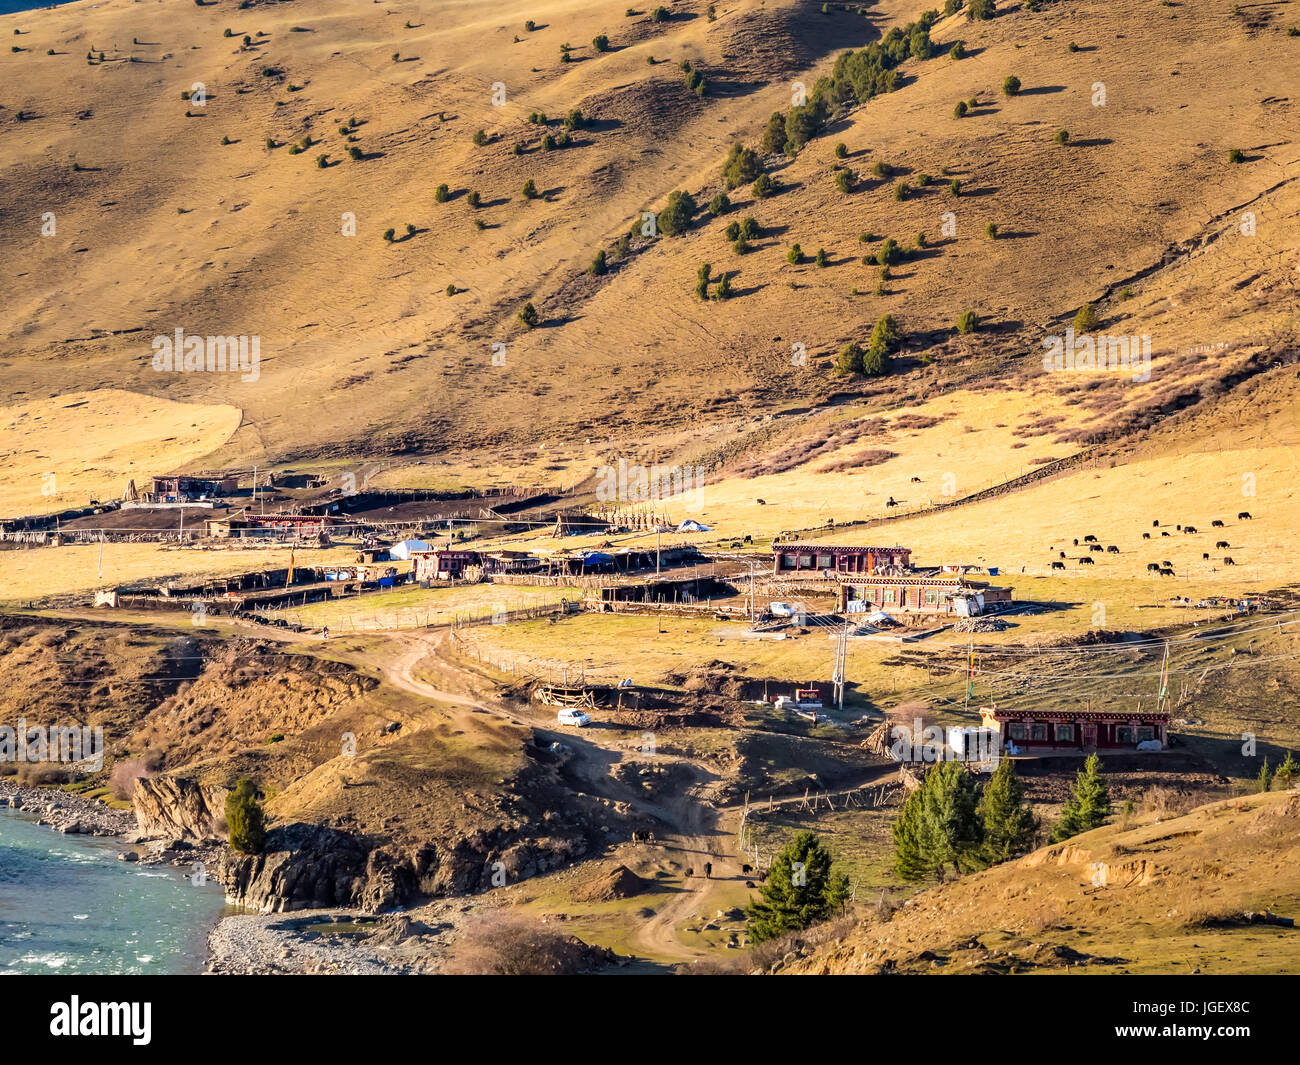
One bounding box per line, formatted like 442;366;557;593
787;244;804;264
522;178;538;198
745;831;850;943
1002;74;1021;96
752;173;776;198
967;0;996;19
1275;751;1298;790
518;301;539;328
978;758;1038;862
707;192;730;215
226;778;266;854
657;189;697;236
593;34;610;52
712;271;732;300
760;112;788;154
834;168;855;192
435;183;450;202
722;142;763;189
589;249;607;275
1073;302;1100;332
954;99;968;118
1050;753;1111;842
956;309;979;334
695;262;711;299
1054;128;1070;145
893;760;984;881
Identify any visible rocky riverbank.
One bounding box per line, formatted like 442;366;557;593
205;901;479;974
0;781;135;836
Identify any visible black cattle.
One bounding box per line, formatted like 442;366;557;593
1161;531;1171;537
742;864;753;874
1147;563;1161;572
743;535;752;543
1216;540;1229;549
910;476;922;483
1163;560;1173;567
1051;561;1066;570
1142;532;1151;540
756;499;766;505
1072;538;1079;546
1153;520;1160;527
1184;525;1197;534
1078;556;1094;565
686;867;694;877
1090;544;1104;552
886;496;899;507
1107;545;1120;553
1224;557;1236;565
1203;553;1210;560
1238;511;1252;520
1159;567;1175;576
1212;520;1225;528
1176;525;1182;532
1084;535;1098;543
1059;551;1067;559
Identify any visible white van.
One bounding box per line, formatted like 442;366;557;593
556;708;592;727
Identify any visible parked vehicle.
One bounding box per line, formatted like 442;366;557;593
556;708;591;727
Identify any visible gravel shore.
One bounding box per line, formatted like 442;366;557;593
205;900;482;974
0;781;135;836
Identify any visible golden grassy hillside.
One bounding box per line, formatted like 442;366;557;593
780;788;1300;975
2;0;1296;471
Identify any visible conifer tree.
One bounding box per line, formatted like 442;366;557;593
978;758;1038;862
746;831;850;943
1050;753;1111;842
225;778;266;854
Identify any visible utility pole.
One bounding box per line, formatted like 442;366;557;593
655;525;661;575
832;622;848;710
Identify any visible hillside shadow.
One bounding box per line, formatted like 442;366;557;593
1070;137;1113;148
998;229;1039;240
1020;85;1066;96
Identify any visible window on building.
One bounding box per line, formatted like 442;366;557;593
1030;724;1048;741
781;554;795;568
1116;726;1134;744
817;553;833;569
1008;724;1027;741
1136;726;1154;742
1056;724;1075;743
883;589;896;604
798;554;814;568
924;589;939;605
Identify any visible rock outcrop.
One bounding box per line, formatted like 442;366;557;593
133;776;228;841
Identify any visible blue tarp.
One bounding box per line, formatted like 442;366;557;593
582;552;614;565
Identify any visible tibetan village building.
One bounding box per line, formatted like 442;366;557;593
150;474;239;502
205;511;334;539
772;544;912;577
839;573;1013;615
979;706;1170;751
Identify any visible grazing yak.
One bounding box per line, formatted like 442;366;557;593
1203;553;1210;560
1238;512;1252;520
1107;545;1120;553
1073;538;1079;546
1059;550;1067;559
1184;526;1198;534
1078;556;1095;565
1162;531;1171;537
1142;532;1151;540
1216;540;1230;549
1083;535;1098;542
1051;561;1066;569
1090;544;1104;552
1224;557;1236;565
1147;563;1161;572
1212;520;1225;528
1153;520;1160;527
1159;567;1175;576
910;476;922;483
